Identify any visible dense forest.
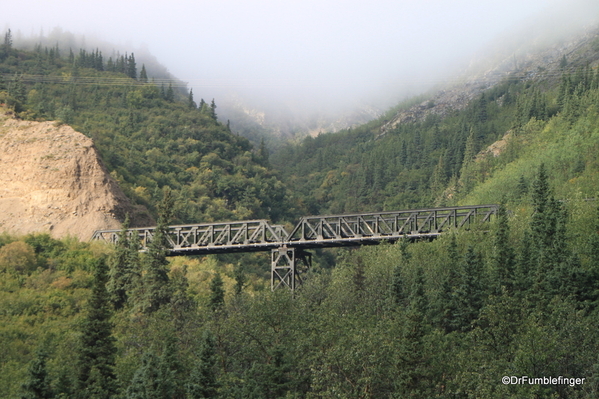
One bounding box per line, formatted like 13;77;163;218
3;27;599;398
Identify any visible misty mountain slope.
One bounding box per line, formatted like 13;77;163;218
0;40;295;227
380;24;599;136
271;22;599;216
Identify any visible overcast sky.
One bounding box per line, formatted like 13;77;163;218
4;0;599;114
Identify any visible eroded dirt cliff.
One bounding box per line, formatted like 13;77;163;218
0;109;152;240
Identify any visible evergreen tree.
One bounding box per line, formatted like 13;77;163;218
127;53;137;79
141;188;174;313
187;88;196;109
165;83;174;102
2;29;12;59
258;138;269;166
353;257;366;296
66;47;74;65
493;204;516;294
107;215;140;310
459;128;477;193
126;352;160;399
106;57;114;72
209;272;225;311
396;267;431;397
139;64;148;83
20;350;54;399
4;29;12;50
242;346;290;399
94;49;104;71
390;264;406;307
530;163;553;258
186;330;219;399
516;175;528;198
436;235;460;332
126;340;181;399
76;258;117;399
209;99;217;120
515;232;534;299
453;246;485;332
409;267;428;318
528;163;571;302
430;154;447;196
233;264;246;296
170;265;195;328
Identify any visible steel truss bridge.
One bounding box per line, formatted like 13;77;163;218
92;205;499;291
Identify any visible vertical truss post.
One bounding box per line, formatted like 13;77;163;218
271;246;311;291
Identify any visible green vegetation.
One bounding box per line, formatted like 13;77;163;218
0;39;294;224
3;29;599;398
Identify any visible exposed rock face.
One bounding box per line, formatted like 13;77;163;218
379;24;599;136
0;110;152;240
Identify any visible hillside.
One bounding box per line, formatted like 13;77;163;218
4;20;599;399
0;108;152;240
271;23;599;216
0;37;296;228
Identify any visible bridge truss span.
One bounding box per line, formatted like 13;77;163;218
91;219;288;255
285;205;499;248
92;204;499;291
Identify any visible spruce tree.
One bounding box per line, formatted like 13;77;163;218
188;88;196;109
107;215;140;310
493;204;515;294
139;64;148;83
141;188;174;313
437;235;460;332
390;264;406;307
209;272;225;311
409;267;428;319
2;29;12;59
127;53;137;79
233;264;246;296
459;129;477;193
126;352;160;399
186;330;219;399
515;232;533;299
353;257;366;296
126;340;181;399
170;265;195;328
396;267;430;397
453;246;484;332
530;163;552;256
20;350;54;399
209;99;217;120
76;258;117;399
